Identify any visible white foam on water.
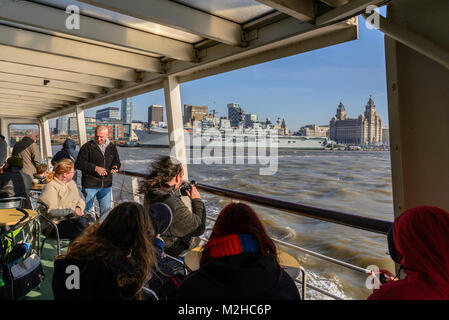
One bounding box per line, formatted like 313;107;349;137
304;270;351;300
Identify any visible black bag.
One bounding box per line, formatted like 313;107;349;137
0;253;45;300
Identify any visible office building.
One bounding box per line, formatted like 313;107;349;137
121;98;133;124
183;104;208;125
244;113;258;128
96;107;120;121
227;103;245;128
148;105;164;125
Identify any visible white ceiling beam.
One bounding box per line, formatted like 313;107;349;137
57;18;357;117
78;0;244;46
316;0;384;26
0;61;117;88
0;104;48;110
0;45;138;82
0;82;91;99
256;0;316;22
0;108;43;115
44;106;78;120
0;109;47;117
0;0;195;61
0;88;79;103
0;24;162;73
0;99;59;109
0;73;103;94
0;93;68;106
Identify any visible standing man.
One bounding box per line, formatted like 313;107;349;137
12;129;41;179
75;125;121;218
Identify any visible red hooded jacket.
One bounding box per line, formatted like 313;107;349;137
368;206;449;300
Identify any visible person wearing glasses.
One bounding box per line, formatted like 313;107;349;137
38;159;94;241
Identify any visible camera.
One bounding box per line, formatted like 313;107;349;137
180;180;197;196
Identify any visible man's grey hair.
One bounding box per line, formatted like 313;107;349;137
95;125;109;134
25;129;37;137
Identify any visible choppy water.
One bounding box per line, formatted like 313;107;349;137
55;145;395;300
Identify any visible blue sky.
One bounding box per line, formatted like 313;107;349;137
80;12;388;132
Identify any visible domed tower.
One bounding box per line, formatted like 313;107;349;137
336;100;346;120
362;95;382;145
364;95;376;116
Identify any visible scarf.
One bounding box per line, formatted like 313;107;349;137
205;234;260;259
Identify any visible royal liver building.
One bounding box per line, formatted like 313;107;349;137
329;96;383;145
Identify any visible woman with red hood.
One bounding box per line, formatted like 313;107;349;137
368;206;449;300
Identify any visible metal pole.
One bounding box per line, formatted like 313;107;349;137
197;182;392;235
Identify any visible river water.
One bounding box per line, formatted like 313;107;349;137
55;145;395;299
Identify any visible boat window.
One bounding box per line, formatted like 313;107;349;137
8;123;40;153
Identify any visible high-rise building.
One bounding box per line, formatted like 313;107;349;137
56;113;74;134
227;103;245;128
96;107;120;121
244;114;258;128
121;98;133;124
148;105;164;125
329;96;383;145
183;105;208;125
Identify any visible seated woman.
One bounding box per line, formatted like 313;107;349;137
367;206;449;300
38;159;92;241
52;202;156;300
177;203;300;300
145;202;184;300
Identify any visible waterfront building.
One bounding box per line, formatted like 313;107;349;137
130;121;144;141
227;103;245;128
281;118;289;136
68;117;77;134
183;105;208;125
219;118;231;129
121;98;133;124
382;128;390;145
148;105;164;125
56;113;74;135
96;107;120;121
244;114;258;128
86;120;124;140
298;124;330;137
329;96;383;145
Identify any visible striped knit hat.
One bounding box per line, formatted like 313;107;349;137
206;234;260;259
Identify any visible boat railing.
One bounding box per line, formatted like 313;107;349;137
101;170;393;300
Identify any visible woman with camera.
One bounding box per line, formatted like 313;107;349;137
140;156;206;258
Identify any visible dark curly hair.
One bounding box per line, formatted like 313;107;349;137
139;156;183;193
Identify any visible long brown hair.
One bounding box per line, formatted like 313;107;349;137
56;202;156;299
200;203;280;271
139;156;182;192
46;158;73;183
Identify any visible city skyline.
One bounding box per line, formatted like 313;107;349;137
51;14;388;132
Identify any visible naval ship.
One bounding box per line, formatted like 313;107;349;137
134;126;332;149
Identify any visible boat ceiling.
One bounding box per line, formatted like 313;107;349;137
0;0;388;120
